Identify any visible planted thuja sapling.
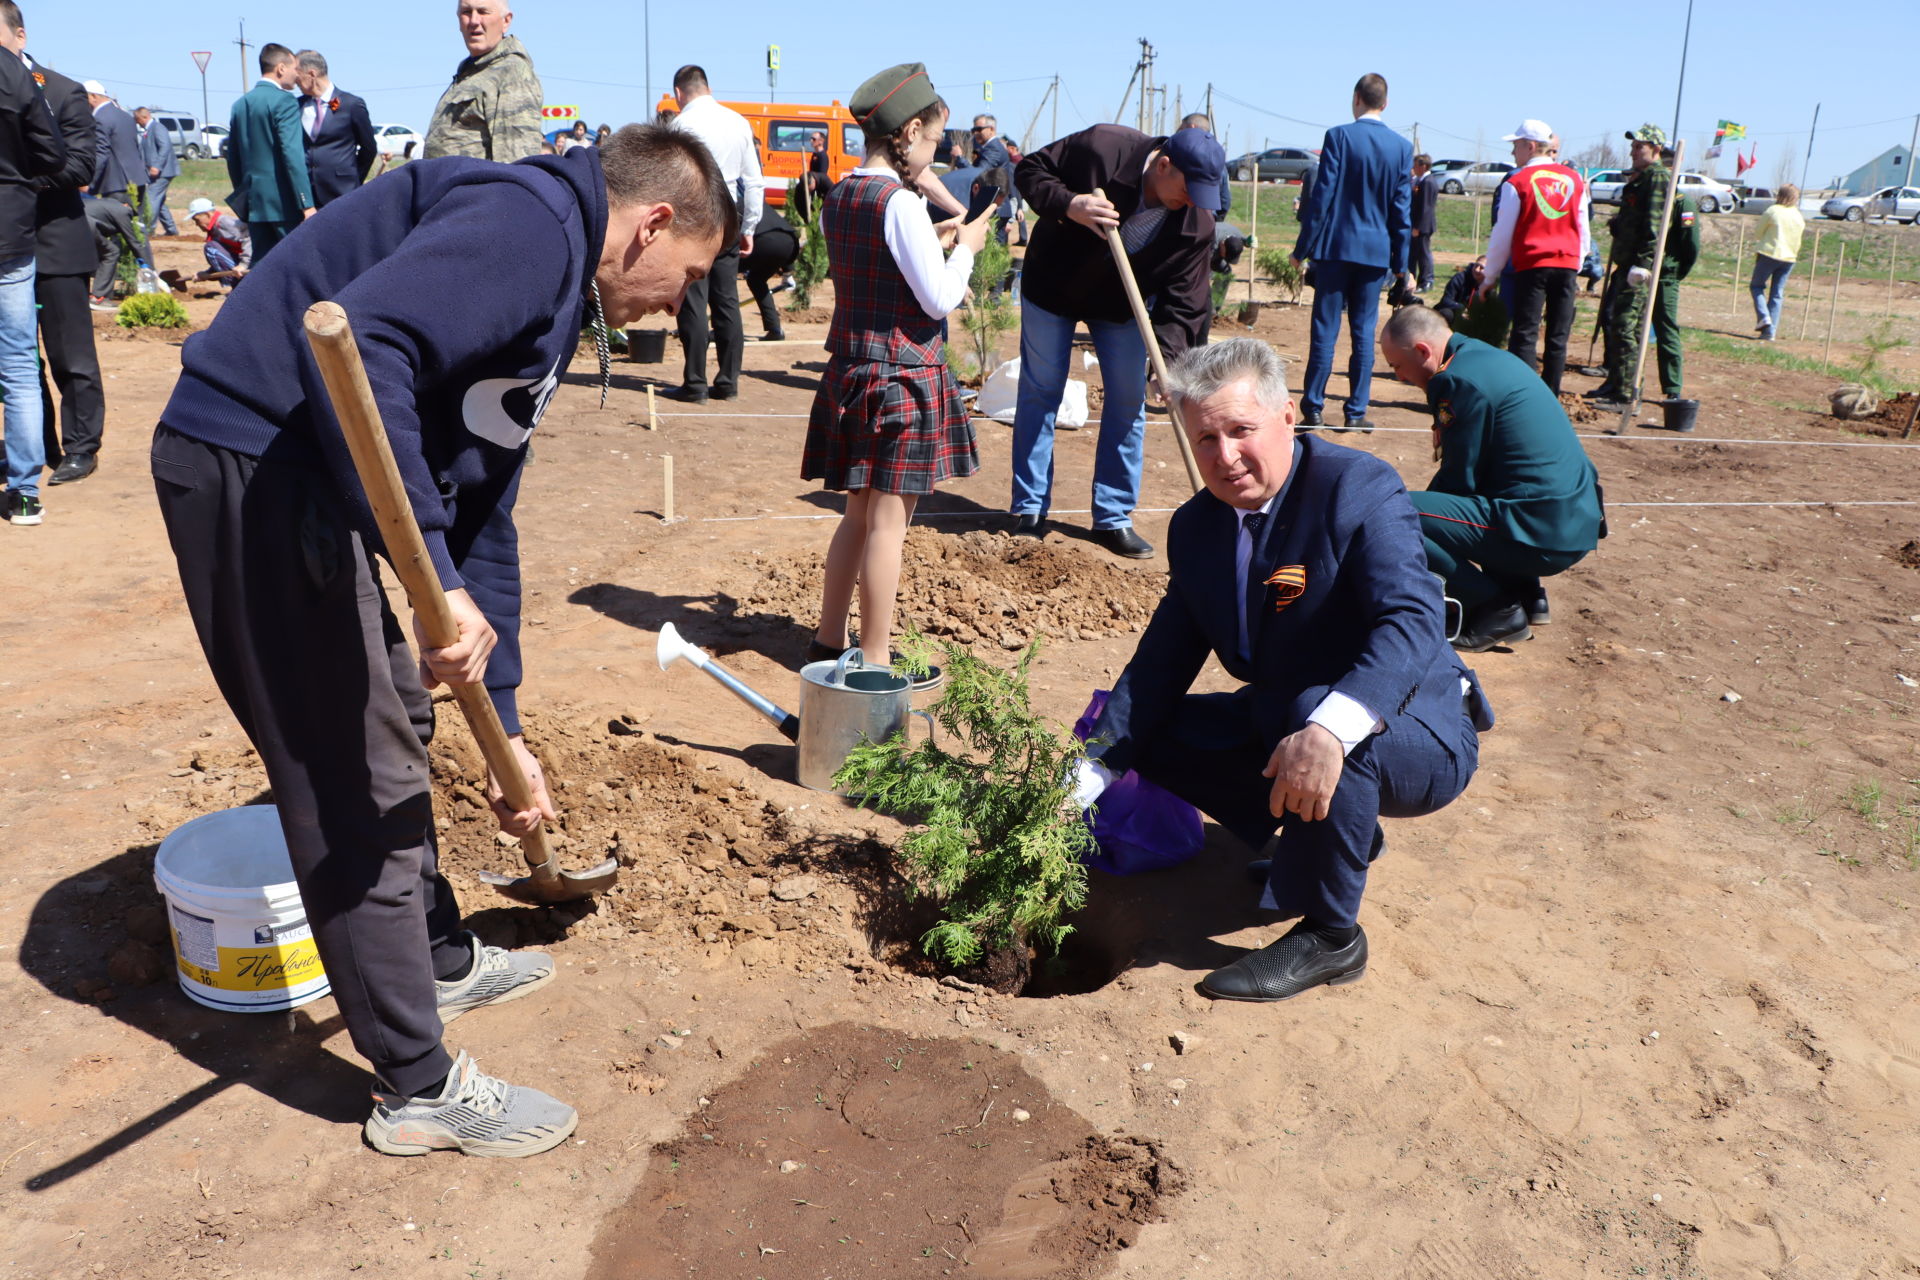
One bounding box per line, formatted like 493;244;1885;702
834;634;1092;989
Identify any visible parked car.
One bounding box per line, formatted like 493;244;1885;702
1441;161;1514;195
1674;170;1737;213
1822;185;1920;222
372;123;425;159
1587;169;1631;205
197;124;228;158
139;109;204;158
1228;146;1319;183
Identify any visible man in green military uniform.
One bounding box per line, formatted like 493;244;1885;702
1380;305;1605;651
1590;126;1698;407
424;1;545;162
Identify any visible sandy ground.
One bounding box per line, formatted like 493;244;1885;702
1;232;1918;1280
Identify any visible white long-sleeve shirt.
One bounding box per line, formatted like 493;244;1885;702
1484;155;1592;280
670;93;764;243
841;162;973;320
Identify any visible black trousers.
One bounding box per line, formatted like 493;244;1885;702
151;425;468;1097
37;273;106;462
1507;266;1578;394
1409;231;1434;291
676;244;743;394
742;230;797;334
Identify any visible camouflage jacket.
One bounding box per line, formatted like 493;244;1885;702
1607;163;1669;271
423;34;544;162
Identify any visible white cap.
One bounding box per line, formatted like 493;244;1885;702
1501;119;1553;143
187;198;216;218
81;79;108;96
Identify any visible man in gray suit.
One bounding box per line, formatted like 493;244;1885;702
82;79;142;208
133;105;178;234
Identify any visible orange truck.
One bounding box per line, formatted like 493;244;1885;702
654;97;863;207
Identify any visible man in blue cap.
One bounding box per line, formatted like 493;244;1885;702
1010;121;1224;558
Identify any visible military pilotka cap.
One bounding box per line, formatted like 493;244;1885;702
851;63;939;136
1625;123;1668;146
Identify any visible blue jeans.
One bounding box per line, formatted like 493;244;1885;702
1751;254;1793;332
1009;297;1147;530
0;254;44;496
1301;260;1388;421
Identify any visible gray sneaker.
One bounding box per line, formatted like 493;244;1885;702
435;931;555;1024
365;1051;578;1157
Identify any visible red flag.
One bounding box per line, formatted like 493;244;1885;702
1736;146;1757;177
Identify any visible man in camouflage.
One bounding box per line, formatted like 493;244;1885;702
423;0;544;162
1590;124;1697;406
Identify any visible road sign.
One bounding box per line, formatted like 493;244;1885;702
983;80;992;103
541;104;580;122
191;51;213;73
767;44;780;71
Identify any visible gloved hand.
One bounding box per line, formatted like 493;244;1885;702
1627;266;1651;286
1069;758;1112;810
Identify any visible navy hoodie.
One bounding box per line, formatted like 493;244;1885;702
161;147;609;734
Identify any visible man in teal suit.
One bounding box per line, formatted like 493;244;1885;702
225;42;314;261
1380;305;1604;652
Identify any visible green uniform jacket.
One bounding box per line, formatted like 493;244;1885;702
1426;335;1604;554
423;34;545;162
1608;163;1670;270
225;80;313;222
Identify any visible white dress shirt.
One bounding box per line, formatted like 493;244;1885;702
300;81;333;139
670;93;765;244
842;162;973;320
1484;154;1593;281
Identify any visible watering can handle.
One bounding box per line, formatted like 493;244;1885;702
829;647;865;687
910;710;937;743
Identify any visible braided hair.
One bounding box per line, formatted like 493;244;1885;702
863;98;948;180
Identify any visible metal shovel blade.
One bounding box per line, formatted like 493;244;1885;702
478;853;621;905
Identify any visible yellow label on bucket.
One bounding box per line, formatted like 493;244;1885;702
175;939;325;992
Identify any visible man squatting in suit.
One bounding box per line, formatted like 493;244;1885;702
1075;337;1494;1002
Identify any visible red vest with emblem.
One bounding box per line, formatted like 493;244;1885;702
1502;162;1585;270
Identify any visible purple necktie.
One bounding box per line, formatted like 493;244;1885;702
310;99;325;139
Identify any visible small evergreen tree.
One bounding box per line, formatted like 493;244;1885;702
786;180;829;312
115;293;191;329
956;230;1017;382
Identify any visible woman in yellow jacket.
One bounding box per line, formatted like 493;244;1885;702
1750;185;1805;341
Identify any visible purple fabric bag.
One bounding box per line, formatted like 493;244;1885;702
1072;690;1204;875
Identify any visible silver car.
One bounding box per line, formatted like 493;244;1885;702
1440;161;1514;195
1822;185;1920;223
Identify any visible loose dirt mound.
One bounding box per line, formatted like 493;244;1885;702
738;527;1165;649
1559;392;1602;424
585;1023;1184;1279
1893;539;1920;569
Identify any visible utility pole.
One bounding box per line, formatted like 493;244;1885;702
1203;83;1214;130
1907;114;1919;191
643;0;651;118
1051;73;1058;143
1412;121;1422;156
1174;85;1182;131
1135;38;1155;135
234;19;250;93
1801;102;1820;191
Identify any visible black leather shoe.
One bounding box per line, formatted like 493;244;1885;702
48;453;97;484
659;385;708;404
1581;385;1620;401
1453;600;1532;652
761;328;786;341
709;385;738;401
1337;418;1375;434
1297;409;1324;429
1524;582;1550;626
1200;923;1368;1002
803;638;850;666
1092;526;1154;559
1010;513;1043;537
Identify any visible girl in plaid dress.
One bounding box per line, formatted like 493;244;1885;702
802;63;990;681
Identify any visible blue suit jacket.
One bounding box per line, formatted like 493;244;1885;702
226;80;313;223
302;87;377;208
1293;117;1413;274
91;101;143;198
1091;434;1487;773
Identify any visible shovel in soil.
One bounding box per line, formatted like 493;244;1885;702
302;300;619;905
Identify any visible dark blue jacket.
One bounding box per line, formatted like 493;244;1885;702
301;86;377;207
90;99;142;199
1091;433;1487;772
1293;117;1412;274
160;148;608;732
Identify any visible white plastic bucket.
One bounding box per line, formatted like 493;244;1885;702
152;805;330;1013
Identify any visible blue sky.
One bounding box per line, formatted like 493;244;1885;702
39;0;1919;189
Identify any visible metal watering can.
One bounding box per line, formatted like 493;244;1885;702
656;623;931;795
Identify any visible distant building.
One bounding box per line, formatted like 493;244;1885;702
1842;144;1911;194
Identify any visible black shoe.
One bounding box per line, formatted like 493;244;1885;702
659;385;708;404
1009;513;1044;538
1452;600;1532;652
1581;385;1620;401
1200;923;1368;1002
1524;582;1550;627
709;385;738;401
48;453;97;485
1337;418;1374;434
1297;409;1323;429
761;328;786;342
803;638;849;667
1092;526;1154;559
7;491;43;525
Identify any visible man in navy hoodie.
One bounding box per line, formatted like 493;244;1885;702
152;124;735;1157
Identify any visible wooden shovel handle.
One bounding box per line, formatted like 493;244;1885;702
302;301;558;882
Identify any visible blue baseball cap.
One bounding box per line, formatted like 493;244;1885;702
1164;128;1226;213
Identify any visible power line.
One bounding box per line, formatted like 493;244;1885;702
1211;89;1326;132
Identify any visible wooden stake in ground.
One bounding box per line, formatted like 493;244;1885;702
1730;217;1745;302
1902;391;1920;440
1091;187;1204;493
1822;243;1845;371
1246;173;1259;308
1471;196;1481;253
663;453;676;522
1887;234;1899;318
646;383;657;430
1799;229;1823;339
1613;140;1687;436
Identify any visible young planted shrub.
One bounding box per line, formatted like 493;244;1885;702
786;179;829;312
115;294;191;329
834;635;1092;980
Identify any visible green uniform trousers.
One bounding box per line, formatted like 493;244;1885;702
1411;491;1590;612
1601;269;1683;397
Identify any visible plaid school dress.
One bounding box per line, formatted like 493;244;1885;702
800;172;977;495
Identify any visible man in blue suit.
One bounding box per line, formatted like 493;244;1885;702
225;42;314;261
1078;337;1490;1002
1292;73;1413;433
133;107;178;234
294;50;377;209
82;80;143;207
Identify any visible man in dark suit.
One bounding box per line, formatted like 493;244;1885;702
133;106;178;233
294;49;375;208
1409;153;1439;292
1079;337;1489;1002
2;5;108;485
1292;73;1413;433
225;42;314;260
1011;122;1223;559
81;79;140;207
1380;305;1603;650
